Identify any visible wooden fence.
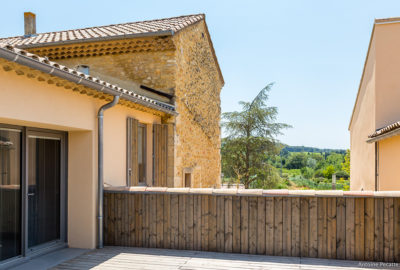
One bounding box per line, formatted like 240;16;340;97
103;187;400;262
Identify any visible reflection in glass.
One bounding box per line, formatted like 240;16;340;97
0;129;21;261
28;137;60;248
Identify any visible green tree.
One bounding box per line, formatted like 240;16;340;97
326;153;344;171
342;149;350;175
285;152;308;169
221;83;291;188
323;165;335;179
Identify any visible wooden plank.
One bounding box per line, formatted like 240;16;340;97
291;197;300;257
129;193;135;247
163;194;171;249
282;197;292;257
156;194;164;248
208;195;217;252
135;193;143;247
178;194;186;249
256;197;266;255
232;196;241;253
121;194;127;246
248;197;257;254
354;198;365;261
345;197;355;260
104;193;108;245
374;198;384;261
309;197;318;258
300;197;309;257
317;197;327;258
186;195;194;250
149;194;157;248
336;197;346;260
193;195;202;250
201;195;209;251
384;198;394;262
364;197;374;261
274;197;283;256
240;196;249;254
170;194;179;249
124;193;130;246
224;196;233;253
109;193;115;246
394;198;400;262
326;197;336;259
216;195;224;252
116;193;122;246
142;194;149;248
265;197;274;255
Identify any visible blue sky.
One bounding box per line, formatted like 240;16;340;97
2;1;400;149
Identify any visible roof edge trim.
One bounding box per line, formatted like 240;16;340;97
366;127;400;143
17;30;174;49
348;23;375;130
0;45;177;115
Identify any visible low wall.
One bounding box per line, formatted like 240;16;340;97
104;187;400;262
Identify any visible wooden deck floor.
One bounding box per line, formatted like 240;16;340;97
52;247;395;270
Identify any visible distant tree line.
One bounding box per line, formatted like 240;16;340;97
221;83;350;190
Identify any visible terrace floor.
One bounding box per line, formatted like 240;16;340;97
51;246;394;270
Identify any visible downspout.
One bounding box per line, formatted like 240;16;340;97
97;95;120;249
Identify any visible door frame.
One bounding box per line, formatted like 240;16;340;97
24;128;68;256
0;124;68;268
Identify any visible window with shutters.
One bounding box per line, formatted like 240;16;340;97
127;117;148;186
138;123;146;184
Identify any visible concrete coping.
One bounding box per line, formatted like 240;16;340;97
104;186;400;197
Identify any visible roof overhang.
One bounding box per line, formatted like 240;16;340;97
18;30;174;49
0;44;177;116
367;121;400;143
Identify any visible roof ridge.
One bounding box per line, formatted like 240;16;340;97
0;13;205;40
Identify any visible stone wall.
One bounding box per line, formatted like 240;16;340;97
55;39;176;103
173;20;223;187
28;20;223;188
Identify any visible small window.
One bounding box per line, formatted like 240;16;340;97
76;65;90;75
184;173;191;188
138;124;146;184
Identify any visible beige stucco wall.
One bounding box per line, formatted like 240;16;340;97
349;34;376;191
350;21;400;191
0;63;161;248
378;136;400;190
375;22;400;128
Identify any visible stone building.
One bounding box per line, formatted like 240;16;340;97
0;13;223;264
1;13;224;189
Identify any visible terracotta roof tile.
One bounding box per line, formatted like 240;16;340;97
0;43;175;114
368;121;400;139
0;14;204;48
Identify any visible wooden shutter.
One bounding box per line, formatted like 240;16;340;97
127;117;139;186
153;124;168;187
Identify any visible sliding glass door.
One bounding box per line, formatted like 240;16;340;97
27;134;61;248
0;128;22;261
0;125;66;265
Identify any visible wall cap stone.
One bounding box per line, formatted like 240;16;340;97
315;190;344;197
103;186;400;197
213;189;238;195
189;188;213;194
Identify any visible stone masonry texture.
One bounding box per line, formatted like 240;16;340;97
29;19;223;188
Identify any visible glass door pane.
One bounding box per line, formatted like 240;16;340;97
27;136;60;248
0;129;21;261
